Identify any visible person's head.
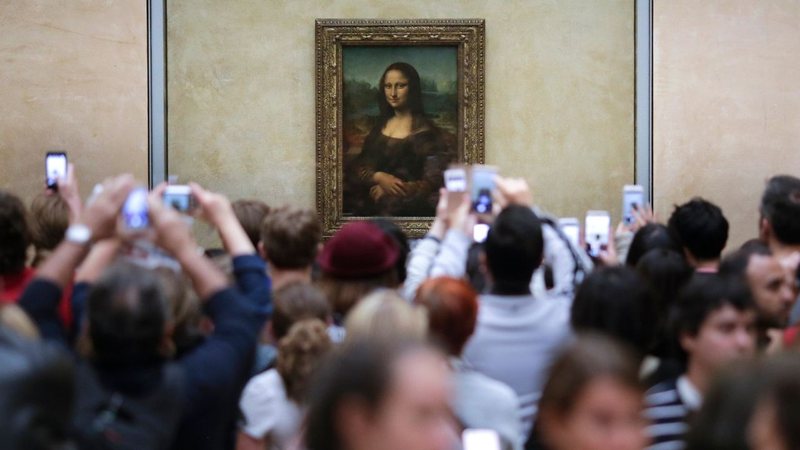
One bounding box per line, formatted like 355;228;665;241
305;340;455;450
537;335;646;450
153;267;202;355
413;277;478;357
635;248;693;324
377;62;424;117
28;194;69;267
759;175;800;247
318;222;399;318
483;205;544;291
571;266;654;358
345;290;427;343
720;243;795;329
667;198;729;265
673;275;756;373
231;199;270;250
271;282;331;342
0;327;74;450
625;223;682;267
686;355;800;450
259;206;321;270
0;190;30;275
277;319;333;403
370;219;410;284
86;263;170;367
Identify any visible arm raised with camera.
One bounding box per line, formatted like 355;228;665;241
19;174;136;344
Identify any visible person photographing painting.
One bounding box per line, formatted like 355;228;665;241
349;62;455;217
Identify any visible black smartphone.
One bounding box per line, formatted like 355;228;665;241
45;152;68;190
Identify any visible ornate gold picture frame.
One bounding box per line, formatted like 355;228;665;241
315;19;486;238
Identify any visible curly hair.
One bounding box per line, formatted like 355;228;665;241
277;319;333;403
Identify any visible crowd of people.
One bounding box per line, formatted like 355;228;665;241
1;163;799;450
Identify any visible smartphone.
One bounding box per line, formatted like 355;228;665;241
163;185;195;213
122;188;149;230
471;165;497;215
444;167;468;192
622;185;645;226
585;210;611;258
45;152;68;190
558;217;580;248
462;429;501;450
473;223;490;243
444;166;468;214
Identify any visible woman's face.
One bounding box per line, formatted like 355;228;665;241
345;349;457;450
544;377;647;450
383;70;410;111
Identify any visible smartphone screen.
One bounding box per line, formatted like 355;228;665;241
462;429;501;450
585;211;610;257
163;185;193;213
444;167;467;192
471;165;497;214
558;217;580;248
122;188;149;230
473;223;490;243
622;185;645;226
45;152;67;189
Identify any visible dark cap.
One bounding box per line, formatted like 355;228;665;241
318;222;399;278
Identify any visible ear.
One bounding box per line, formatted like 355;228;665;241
679;331;697;355
334;398;373;450
257;241;267;260
160;321;176;358
538;410;567;449
759;217;772;242
267;320;278;343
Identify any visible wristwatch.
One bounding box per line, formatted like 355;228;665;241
65;224;92;246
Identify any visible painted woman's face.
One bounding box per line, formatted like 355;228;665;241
384;70;410;111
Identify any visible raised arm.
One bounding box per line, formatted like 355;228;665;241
20;174;135;343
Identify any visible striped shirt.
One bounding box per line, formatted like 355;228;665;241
644;376;701;450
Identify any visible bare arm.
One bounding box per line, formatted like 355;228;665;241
190;182;255;256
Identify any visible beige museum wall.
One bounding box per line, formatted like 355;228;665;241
0;1;148;203
167;0;635;244
654;0;800;249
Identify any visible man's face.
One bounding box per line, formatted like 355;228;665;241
683;304;757;374
357;350;457;450
746;255;796;328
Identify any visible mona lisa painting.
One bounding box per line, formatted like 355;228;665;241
316;19;485;238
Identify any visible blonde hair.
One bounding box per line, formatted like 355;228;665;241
344;289;427;343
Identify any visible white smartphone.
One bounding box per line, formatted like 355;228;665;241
473;223;490;243
45;151;67;190
585;210;611;258
444;167;468;192
163;185;195;213
122;188;150;231
471;165;498;215
462;429;501;450
622;185;645;226
558;217;580;249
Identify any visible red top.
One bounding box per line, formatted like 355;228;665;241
1;267;73;329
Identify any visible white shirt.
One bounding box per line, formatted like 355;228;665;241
462;293;573;438
239;369;303;449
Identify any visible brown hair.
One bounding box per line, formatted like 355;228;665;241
538;334;641;425
272;282;331;341
277;319;333;403
231;199;270;249
317;271;398;320
0;190;30;274
260;206;321;269
29;194;69;267
414;277;478;356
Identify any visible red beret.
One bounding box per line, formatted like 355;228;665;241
318;222;399;278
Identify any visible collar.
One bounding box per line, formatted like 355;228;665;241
677;375;703;411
